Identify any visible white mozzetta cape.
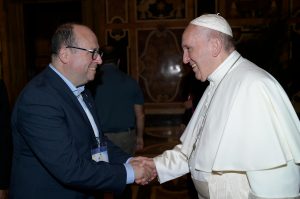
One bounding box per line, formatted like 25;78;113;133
154;51;300;183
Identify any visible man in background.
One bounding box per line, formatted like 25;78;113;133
93;45;144;155
92;45;145;199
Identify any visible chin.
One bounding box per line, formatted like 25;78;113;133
87;74;96;81
195;74;202;81
87;78;95;82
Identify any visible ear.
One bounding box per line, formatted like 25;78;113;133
58;47;69;64
210;37;222;57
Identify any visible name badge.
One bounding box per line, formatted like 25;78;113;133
91;138;109;162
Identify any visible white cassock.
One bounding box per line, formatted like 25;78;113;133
154;51;300;198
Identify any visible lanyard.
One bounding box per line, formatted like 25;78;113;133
77;93;100;143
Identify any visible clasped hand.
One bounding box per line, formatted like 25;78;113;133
130;156;157;185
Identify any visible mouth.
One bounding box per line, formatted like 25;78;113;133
191;63;197;68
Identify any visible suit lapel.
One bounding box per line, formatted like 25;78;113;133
81;90;103;137
44;67;102;137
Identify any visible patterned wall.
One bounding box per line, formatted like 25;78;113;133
136;0;186;20
2;0;299;115
138;28;186;102
102;0;300;116
218;0;300;99
104;0;193;107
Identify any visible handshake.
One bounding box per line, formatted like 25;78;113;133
129;156;157;185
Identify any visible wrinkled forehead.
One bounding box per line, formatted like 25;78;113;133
182;25;204;45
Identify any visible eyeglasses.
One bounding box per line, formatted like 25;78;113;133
66;46;103;60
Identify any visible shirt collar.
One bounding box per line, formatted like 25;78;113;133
208;50;240;84
49;64;85;97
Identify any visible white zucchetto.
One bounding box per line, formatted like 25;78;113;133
190;14;233;37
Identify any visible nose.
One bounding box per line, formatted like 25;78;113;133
94;54;102;64
182;51;190;64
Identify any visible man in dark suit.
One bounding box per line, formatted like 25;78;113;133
0;79;12;199
10;23;155;199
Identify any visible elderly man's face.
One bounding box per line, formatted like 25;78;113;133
182;25;213;82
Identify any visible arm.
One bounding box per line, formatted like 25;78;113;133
154;144;190;183
134;104;144;151
142;144;190;184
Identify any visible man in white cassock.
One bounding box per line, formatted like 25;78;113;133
143;14;300;199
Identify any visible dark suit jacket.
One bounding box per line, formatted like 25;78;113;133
0;79;12;189
10;66;130;199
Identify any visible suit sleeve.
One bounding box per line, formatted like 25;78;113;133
14;88;127;193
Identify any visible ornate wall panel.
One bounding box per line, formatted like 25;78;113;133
137;28;186;103
105;0;128;23
217;0;292;76
99;0;193;126
102;0;132;73
218;0;286;19
4;0;298;128
136;0;187;20
105;29;129;73
100;0;196;118
133;0;195;118
132;2;196;130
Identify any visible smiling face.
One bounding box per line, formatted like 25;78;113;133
65;25;102;87
182;24;218;82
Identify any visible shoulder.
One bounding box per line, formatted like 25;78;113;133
216;58;283;103
16;69;69;107
230;58;278;88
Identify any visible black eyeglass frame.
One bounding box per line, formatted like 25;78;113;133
66;46;103;60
